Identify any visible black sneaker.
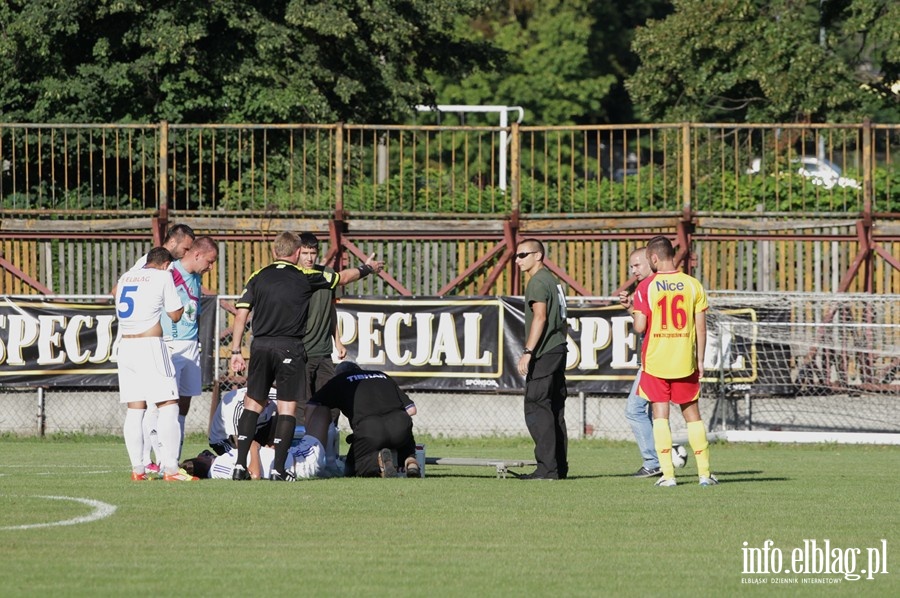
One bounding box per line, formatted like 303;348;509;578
633;466;663;478
378;448;396;478
270;469;296;482
232;465;251;481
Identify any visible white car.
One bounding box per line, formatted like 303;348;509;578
747;156;861;190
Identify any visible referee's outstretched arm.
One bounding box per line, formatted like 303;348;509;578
335;253;384;285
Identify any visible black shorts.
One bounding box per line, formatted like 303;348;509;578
298;355;339;425
246;337;307;404
303;355;337;403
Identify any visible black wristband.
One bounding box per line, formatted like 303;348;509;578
231;350;241;355
357;264;374;277
523;348;533;355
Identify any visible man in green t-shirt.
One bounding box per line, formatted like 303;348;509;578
297;233;346;421
515;238;569;480
296;232;350;471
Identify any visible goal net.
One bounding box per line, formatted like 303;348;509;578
705;292;900;442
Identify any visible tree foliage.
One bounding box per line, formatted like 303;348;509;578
429;0;616;125
426;1;669;125
627;0;900;123
0;0;500;123
2;1;897;129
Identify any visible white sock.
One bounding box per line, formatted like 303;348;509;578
142;404;159;465
156;403;181;475
177;414;187;461
150;427;161;463
326;423;339;467
124;408;146;473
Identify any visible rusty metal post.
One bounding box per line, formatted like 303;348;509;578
156;121;169;244
862;118;873;292
334;122;344;222
509;122;521;294
679;123;694;275
681;123;692;216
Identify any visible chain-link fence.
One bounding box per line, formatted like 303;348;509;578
0;386;717;441
5;384;896;441
2;292;898;438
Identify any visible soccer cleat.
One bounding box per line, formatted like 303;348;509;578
145;463;161;479
654;477;677;487
163;468;199;482
632;466;663;478
378;448;397;478
699;475;719;487
405;458;421;478
131;471;148;481
232;465;251;481
269;470;296;482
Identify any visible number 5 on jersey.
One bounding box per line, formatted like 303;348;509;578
117;285;138;318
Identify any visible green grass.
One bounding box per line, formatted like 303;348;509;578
0;435;897;597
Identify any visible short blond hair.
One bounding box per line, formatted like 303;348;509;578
273;232;301;259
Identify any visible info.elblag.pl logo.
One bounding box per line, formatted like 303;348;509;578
741;539;889;584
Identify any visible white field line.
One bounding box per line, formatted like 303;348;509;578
0;496;117;531
0;466;115;476
0;463;116;469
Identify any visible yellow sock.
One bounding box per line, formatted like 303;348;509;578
687;420;711;478
652;418;674;479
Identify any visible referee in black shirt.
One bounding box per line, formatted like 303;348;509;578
229;231;382;480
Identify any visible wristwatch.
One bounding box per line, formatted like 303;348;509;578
523;348;533;355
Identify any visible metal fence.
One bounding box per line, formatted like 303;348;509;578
2;121;898;298
3;382;894;439
3;121;898;213
2;224;899;297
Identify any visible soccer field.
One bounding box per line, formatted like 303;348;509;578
0;436;896;597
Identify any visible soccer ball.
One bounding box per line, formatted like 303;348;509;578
671;444;688;468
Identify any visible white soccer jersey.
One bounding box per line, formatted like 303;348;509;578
115;268;182;335
208;387;277;447
290;436;325;479
209;449;238;479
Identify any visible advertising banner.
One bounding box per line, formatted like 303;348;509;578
334;297;783;394
1;295;792;395
0;296;217;387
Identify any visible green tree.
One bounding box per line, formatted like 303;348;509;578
627;0;900;123
0;0;500;123
427;1;671;125
430;0;617;124
583;0;673;123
